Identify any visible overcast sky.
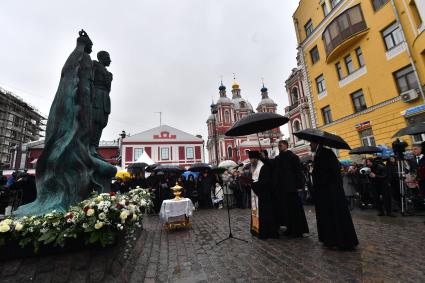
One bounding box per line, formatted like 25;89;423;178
0;0;299;144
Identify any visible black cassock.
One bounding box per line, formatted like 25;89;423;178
251;163;279;239
264;151;309;236
313;147;359;249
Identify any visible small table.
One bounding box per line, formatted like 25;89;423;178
159;198;195;231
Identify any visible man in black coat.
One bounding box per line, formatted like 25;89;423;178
262;140;309;237
249;151;279;239
366;158;395;217
311;142;358;250
197;171;214;208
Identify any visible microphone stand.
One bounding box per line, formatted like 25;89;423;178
216;182;248;245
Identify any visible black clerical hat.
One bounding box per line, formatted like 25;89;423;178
248;150;260;159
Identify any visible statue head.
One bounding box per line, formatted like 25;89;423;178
77;29;93;54
97;51;111;66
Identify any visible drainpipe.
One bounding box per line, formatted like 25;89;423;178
389;0;425;103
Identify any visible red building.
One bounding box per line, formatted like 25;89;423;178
121;125;204;169
10;139;119;170
284;67;313;158
206;81;282;164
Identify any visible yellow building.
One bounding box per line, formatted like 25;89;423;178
293;0;425;158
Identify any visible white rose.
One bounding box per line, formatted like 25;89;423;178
1;219;13;226
98;212;106;220
15;223;24;231
96;196;103;201
86;209;95;216
94;221;104;230
120;210;129;221
0;224;10;233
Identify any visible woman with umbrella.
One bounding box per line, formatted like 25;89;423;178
295;129;358;250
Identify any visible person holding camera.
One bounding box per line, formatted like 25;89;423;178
366;158;395;217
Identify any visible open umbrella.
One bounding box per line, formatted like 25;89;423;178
349;146;382;155
225;112;289;149
393;123;425;137
128;162;149;169
145;164;158;172
153;164;184;173
226;112;289;136
218;160;238;169
294;128;351;150
211;165;226;174
188;163;211;172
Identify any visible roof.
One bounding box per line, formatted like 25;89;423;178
123;124;203;143
257;98;277;108
232;97;254;111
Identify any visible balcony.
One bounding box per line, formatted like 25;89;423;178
285;97;308;114
322;4;368;62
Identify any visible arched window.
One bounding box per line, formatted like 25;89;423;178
227;146;233;158
291;88;299;104
293;120;302;142
224;110;230;123
240;101;245;108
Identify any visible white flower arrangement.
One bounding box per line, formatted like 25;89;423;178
0;188;153;251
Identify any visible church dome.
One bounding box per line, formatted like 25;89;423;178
257;97;277;108
216;96;232;104
232;97;253;111
232;81;240;89
219;85;226;91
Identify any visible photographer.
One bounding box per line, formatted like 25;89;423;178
366;158;395;217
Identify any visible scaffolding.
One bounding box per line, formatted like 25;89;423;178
0;87;46;169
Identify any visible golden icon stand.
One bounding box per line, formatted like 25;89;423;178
164;183;192;231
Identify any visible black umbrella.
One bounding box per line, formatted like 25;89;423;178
393;123;425;138
349;146;382;155
225;112;289;136
188;163;211;172
127;162;149;169
211;165;226;174
294;128;351;150
153;164;183;173
145;164;158;172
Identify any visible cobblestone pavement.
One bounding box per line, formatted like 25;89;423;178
1;207;425;282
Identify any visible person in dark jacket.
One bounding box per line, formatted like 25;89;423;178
311;142;358;250
366;158;395;217
197;171;214;208
261;140;309;237
249;151;279;239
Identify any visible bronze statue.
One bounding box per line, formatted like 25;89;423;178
91;51;112;153
15;30;116;216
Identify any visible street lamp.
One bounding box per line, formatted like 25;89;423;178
210;103;219;166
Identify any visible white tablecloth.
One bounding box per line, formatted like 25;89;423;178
159;198;195;222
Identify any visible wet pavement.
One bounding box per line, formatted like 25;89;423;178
0;206;424;282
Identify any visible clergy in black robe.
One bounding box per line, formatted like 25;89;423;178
311;142;359;250
262;141;309;237
249;151;279;239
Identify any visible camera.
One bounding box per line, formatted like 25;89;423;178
359;167;371;175
392;138;408;159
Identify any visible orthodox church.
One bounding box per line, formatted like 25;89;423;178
206;80;282;164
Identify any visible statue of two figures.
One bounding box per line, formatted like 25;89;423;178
15;30;117;216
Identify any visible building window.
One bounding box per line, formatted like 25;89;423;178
291;88;299;104
351;90;367;112
372;0;389;11
134;148;144;161
356;47;365;67
336;62;344;80
305;19;314;37
224;110;230;123
409;0;423;28
394;65;419;93
331;0;341;9
407;113;425;142
227;147;233;158
322;106;333;124
310;46;320;64
161;148;169;160
322;5;367;55
382;22;403;50
186;147;194;159
359;128;376;146
345;55;355;74
322;2;329;16
316;74;326;93
293;120;302;142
